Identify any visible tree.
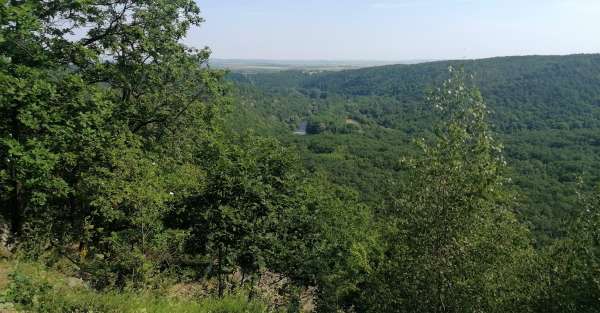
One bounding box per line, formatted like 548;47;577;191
0;0;228;287
164;134;376;310
537;184;600;312
366;68;538;313
166;134;301;296
267;174;377;313
0;2;375;302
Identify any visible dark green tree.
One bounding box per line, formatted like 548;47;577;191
0;0;228;288
537;184;600;312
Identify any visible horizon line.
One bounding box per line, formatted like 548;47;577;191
208;52;600;63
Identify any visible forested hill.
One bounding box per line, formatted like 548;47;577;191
4;2;600;312
232;54;600;131
303;54;600;130
305;54;600;96
228;54;600;239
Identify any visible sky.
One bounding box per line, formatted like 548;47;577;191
184;0;600;61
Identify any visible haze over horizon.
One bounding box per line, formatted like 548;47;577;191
186;0;600;61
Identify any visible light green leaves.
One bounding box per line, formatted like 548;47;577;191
369;68;537;313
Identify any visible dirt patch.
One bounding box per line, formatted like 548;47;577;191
345;118;360;126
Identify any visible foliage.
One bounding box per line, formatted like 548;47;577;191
534;184;600;312
3;1;600;312
0;3;375;310
267;176;378;312
228;55;600;240
356;68;538;313
0;261;273;313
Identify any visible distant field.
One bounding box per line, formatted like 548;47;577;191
210;58;433;73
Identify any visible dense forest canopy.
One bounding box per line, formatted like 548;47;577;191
1;1;600;313
228;54;600;240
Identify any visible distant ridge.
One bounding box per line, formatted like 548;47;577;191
210;58;435;73
302;53;600;97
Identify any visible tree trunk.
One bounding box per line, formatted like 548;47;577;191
9;179;24;240
218;245;224;297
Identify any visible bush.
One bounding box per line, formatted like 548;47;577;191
3;271;51;306
1;263;274;313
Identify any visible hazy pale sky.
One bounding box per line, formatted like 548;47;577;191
184;0;600;61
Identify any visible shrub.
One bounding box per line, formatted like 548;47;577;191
1;264;273;313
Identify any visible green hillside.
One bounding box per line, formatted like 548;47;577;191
228;54;600;240
3;1;600;312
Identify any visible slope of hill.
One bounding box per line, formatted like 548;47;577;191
303;54;600;130
228;54;600;240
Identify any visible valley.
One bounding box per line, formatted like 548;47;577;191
227;54;600;241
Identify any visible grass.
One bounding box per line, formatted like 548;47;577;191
0;259;273;313
0;260;10;290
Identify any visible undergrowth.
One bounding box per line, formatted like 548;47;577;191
0;260;272;313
